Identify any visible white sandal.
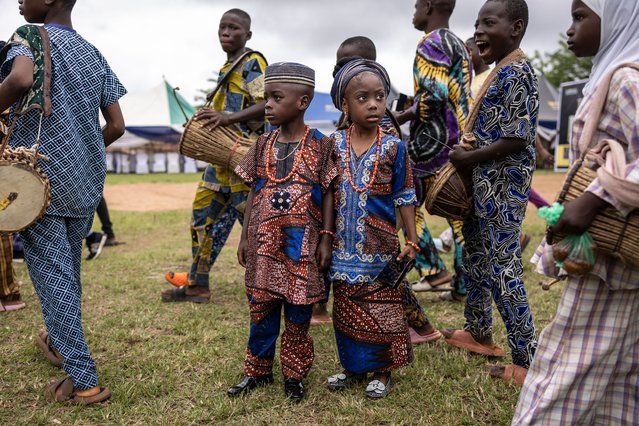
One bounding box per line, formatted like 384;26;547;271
365;377;392;399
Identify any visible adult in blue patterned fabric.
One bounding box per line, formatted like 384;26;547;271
0;0;126;405
161;8;267;303
445;0;538;385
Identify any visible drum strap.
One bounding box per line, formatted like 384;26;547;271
205;49;267;104
578;63;639;210
1;25;51;164
172;49;266;124
460;48;527;148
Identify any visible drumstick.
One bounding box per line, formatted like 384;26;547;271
414;129;457;152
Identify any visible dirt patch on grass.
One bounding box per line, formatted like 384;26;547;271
104;182;197;212
531;173;566;204
104;172;567;213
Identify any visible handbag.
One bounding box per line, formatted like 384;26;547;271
375;255;416;289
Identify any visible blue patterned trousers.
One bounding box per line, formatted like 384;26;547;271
21;214;98;390
462;214;537;368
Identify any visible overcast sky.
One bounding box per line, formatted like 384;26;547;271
1;0;574;103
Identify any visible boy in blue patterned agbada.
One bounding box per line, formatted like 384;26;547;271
445;0;538;385
0;0;126;404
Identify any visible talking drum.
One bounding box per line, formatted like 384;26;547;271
424;163;473;221
0;146;51;233
179;118;253;170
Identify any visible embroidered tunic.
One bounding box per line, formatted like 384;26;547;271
329;129;417;284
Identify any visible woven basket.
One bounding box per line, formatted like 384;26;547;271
424;163;473;221
547;157;639;266
179;118;253;170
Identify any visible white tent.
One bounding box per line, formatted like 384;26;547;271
106;79;199;173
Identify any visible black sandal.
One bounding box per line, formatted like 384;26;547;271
160;286;210;303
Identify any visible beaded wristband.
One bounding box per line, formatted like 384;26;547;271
406;240;420;251
320;230;336;239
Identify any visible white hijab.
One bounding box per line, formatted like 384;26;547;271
581;0;639;97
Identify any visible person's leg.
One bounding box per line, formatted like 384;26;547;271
443;217;504;357
244;298;282;378
449;218;468;299
487;221;537;369
513;275;639;425
227;296;281;397
400;280;441;343
189;189;232;288
162;185;234;301
281;302;314;380
22;215;99;390
95;196;114;239
413;208;451;289
0;234;24;311
461;217;493;342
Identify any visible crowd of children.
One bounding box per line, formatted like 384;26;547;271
2;0;638;423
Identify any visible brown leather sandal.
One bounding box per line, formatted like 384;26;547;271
36;330;64;368
488;364;528;386
441;329;505;357
46;376;111;405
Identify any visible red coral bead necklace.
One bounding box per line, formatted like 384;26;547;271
345;124;381;193
265;125;310;183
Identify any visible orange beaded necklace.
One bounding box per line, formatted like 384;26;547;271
344;125;381;193
265;125;310;183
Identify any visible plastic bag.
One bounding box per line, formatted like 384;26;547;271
539;202;597;275
563;233;597;276
538;202;564;226
552;237;573;262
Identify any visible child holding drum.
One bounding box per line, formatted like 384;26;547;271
230;62;337;402
0;0;126;404
445;0;539;385
161;8;267;304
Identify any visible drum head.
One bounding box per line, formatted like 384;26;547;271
0;161;49;232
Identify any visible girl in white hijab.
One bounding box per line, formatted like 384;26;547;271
582;0;639;96
512;0;639;424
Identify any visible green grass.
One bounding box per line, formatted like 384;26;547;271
105;172;201;185
0;188;561;425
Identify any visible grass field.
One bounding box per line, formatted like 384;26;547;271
0;173;563;425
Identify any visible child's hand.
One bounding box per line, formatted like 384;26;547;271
551;192;609;236
194;109;231;131
448;145;473;171
316;237;333;272
237;238;248;268
397;245;417;261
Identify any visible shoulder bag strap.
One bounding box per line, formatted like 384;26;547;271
460;48;527;148
205;49;266;105
577;63;639;155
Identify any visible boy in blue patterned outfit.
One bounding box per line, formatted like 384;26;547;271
444;0;538;385
0;0;125;404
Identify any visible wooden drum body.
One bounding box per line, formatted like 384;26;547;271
179;118;253;170
424;163;473;221
547;158;639;266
